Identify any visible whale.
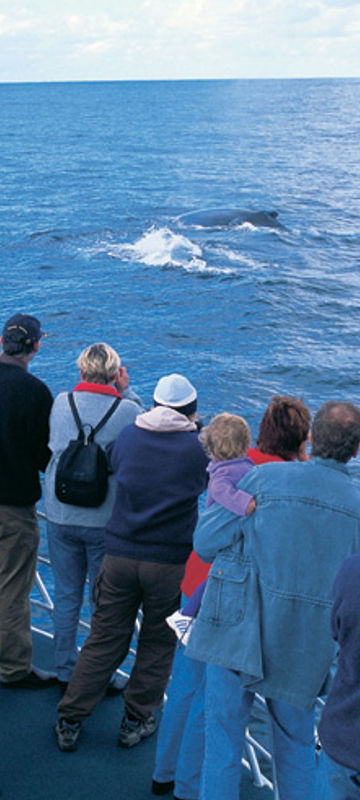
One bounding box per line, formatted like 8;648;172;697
178;208;286;230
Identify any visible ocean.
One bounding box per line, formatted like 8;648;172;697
1;77;360;615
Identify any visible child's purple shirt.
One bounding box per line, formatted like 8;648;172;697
206;456;254;515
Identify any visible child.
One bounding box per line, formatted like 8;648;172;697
167;412;255;644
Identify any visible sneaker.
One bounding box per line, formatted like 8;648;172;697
55;717;82;752
166;610;194;645
117;714;157;748
1;670;59;690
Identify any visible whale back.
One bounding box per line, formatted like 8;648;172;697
178;208;285;229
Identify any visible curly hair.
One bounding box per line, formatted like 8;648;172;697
257;395;311;461
311;401;360;463
199;413;252;461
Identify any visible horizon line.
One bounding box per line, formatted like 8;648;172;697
1;75;359;86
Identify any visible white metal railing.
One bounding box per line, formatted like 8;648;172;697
32;513;276;793
32;512;139;682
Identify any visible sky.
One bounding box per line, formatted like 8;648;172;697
0;0;360;83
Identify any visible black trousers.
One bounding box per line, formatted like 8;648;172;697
58;554;185;722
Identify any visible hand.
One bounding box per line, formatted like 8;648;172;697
114;366;129;391
245;498;256;515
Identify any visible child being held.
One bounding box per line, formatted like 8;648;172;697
167;412;255;644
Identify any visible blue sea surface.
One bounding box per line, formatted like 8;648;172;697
1;79;360;612
1;79;360;416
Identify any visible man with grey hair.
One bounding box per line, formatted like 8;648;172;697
0;313;55;689
186;400;360;800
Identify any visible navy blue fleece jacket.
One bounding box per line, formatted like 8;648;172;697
105;407;208;564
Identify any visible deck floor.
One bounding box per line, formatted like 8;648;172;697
0;632;273;800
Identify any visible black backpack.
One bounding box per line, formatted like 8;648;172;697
55;393;121;507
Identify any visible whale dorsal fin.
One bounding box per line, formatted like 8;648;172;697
268;211;278;218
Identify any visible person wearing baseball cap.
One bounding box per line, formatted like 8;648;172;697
2;313;45;353
0;312;55;689
56;372;208;753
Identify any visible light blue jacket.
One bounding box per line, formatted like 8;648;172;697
186;458;360;709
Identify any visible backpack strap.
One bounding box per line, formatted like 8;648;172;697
92;397;121;435
68;392;83;433
68;393;121;441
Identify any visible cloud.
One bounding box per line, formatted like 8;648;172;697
75;39;111;55
66;14;130;38
0;0;360;80
0;9;43;36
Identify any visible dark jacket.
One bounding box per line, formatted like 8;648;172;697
0;358;53;505
105;406;208;564
319;554;360;771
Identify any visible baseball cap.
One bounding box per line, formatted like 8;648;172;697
2;313;45;346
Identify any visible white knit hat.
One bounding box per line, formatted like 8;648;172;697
153;373;197;416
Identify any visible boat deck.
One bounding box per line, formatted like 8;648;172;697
0;631;273;800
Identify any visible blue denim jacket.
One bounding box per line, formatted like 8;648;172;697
186;458;360;709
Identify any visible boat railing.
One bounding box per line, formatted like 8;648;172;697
32;511;279;795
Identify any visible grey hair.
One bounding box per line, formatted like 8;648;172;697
77;342;120;384
311;401;360;463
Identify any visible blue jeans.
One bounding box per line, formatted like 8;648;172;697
317;750;360;800
201;663;316;800
153;644;205;799
47;521;105;681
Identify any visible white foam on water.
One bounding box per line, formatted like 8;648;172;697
121;226;204;267
233;221;257;231
213;247;260;268
80;227;237;275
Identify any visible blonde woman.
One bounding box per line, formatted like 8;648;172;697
44;343;143;688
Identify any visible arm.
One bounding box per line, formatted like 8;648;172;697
122;387;145;410
113;367;145;411
106;433;124;472
28;385;53;472
210;468;255;516
194;467;260;562
193;502;244;562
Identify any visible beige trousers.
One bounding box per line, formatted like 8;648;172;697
0;504;40;682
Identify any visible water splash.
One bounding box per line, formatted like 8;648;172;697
121;227;204;267
107;227;235;275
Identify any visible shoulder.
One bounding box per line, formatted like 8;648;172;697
24;371;53;405
121;388;144;409
51;391;70;410
185;432;209;461
118;397;143;416
113;420;136;440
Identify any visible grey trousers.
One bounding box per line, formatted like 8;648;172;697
0;504;40;681
58;554;185;722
